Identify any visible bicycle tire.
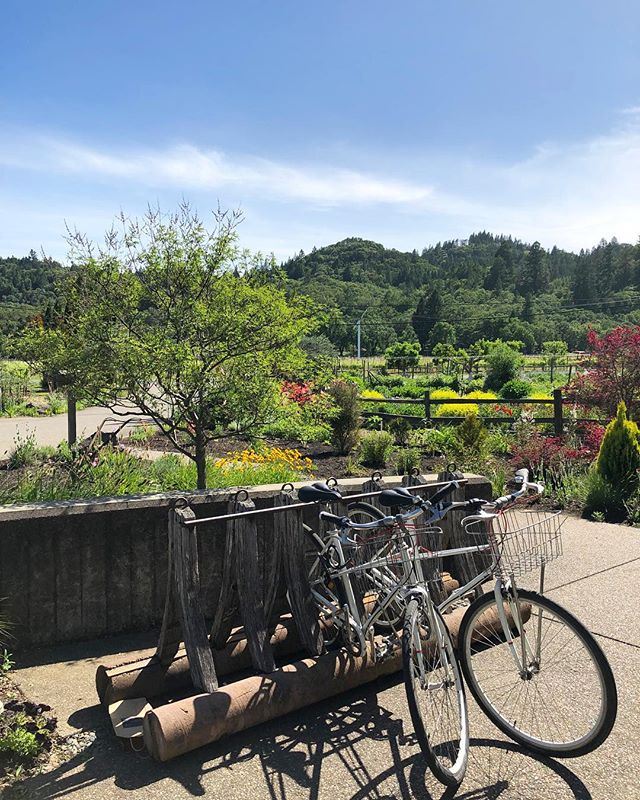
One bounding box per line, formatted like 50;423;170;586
458;588;617;757
403;598;468;787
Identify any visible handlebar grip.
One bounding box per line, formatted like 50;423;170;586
429;480;461;505
319;511;348;526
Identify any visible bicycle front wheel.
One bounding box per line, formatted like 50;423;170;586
458;588;617;757
403;599;468;787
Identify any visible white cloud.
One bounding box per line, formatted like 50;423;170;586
1;112;640;256
0;137;434;207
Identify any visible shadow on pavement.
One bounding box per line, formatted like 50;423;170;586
4;677;592;800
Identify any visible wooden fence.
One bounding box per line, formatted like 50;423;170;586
360;389;600;436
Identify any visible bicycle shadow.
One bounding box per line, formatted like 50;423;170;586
3;675;592;800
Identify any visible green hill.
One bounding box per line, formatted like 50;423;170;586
282;234;640;354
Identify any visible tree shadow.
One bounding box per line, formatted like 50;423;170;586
4;676;592;800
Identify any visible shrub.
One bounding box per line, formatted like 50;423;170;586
359;431;394;468
485;344;524;391
46;392;66;415
510;431;591;481
408;425;457;457
8;431;42;469
454;413;488;455
361;389;386;400
362;415;383;431
500;379;533;399
396;448;421;475
328;380;361;455
384;341;420;372
388;417;412;445
596;402;640;500
585;468;622;518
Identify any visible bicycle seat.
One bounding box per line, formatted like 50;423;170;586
379;487;420;508
298;482;343;503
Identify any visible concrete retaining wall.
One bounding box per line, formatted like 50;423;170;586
0;474;491;649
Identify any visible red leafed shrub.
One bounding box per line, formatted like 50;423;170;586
510;433;591;479
281;381;314;406
564;326;640;418
494;404;514;417
578;422;606;457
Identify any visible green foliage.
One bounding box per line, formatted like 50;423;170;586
585;468;622;518
0;728;39;760
387;417;411;445
327;380;361;455
454;413;488;456
362;415;383;431
1;649;14;673
499;378;533;398
596;402;640;492
7;431;50;469
408;425;458;458
0;445;315;504
396;448;421;475
22;205;314;488
384;341;420;371
359;431;394;468
484;344;524;391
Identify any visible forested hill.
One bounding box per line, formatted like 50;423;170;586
282;233;640;354
0;251;64;346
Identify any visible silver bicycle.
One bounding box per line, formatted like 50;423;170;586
299;469;617;788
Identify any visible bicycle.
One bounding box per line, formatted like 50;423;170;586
298;469;618;787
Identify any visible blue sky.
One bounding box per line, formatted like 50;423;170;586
2;0;640;261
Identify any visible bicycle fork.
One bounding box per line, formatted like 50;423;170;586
493;578;539;679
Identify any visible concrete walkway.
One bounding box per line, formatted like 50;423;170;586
6;515;640;799
0;406;150;457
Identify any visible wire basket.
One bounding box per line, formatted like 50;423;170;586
347;524;445;602
465;507;564;578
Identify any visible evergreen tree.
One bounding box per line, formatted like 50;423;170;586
412;288;442;352
484;240;514;291
518;241;549;295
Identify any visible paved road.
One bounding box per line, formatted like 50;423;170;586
0;406;150;457
7;515;640;799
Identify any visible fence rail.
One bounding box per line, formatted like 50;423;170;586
360;389;601;437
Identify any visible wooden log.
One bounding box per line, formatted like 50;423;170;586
232;497;276;673
96;615;305;707
144;602;520;762
170;506;218;692
275;491;323;657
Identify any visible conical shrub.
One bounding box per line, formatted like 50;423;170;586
596;401;640;497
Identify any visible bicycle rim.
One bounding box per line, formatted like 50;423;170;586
458;588;617;756
403;599;468;786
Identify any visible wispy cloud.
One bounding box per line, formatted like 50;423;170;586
1;111;640;257
0;136;434;207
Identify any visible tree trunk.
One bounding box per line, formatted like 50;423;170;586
195;428;207;490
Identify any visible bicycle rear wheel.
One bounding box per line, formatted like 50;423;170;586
402;598;468;787
458;588;617;757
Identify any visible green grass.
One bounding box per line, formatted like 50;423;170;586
0;447;315;504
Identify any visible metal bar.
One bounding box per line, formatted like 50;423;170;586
182;479;468;527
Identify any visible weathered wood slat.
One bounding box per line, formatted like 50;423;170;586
209;499;240;650
155;510;180;666
233;497;276;673
106;512;132;634
262;497;283;626
170;506;218;692
27;526;56;646
401;470;428;489
80;516;108;639
359;476;387;512
131;519;155;630
55;521;82;641
276;491;323;657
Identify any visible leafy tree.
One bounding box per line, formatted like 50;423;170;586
484;343;524;391
427;321;456;351
22;205;313;488
564;326;640;418
542;340;568;381
384;341;420;372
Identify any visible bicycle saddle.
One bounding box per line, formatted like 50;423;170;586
379;487;420;508
298;482;343;503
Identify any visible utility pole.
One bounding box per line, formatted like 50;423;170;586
355;309;369;358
